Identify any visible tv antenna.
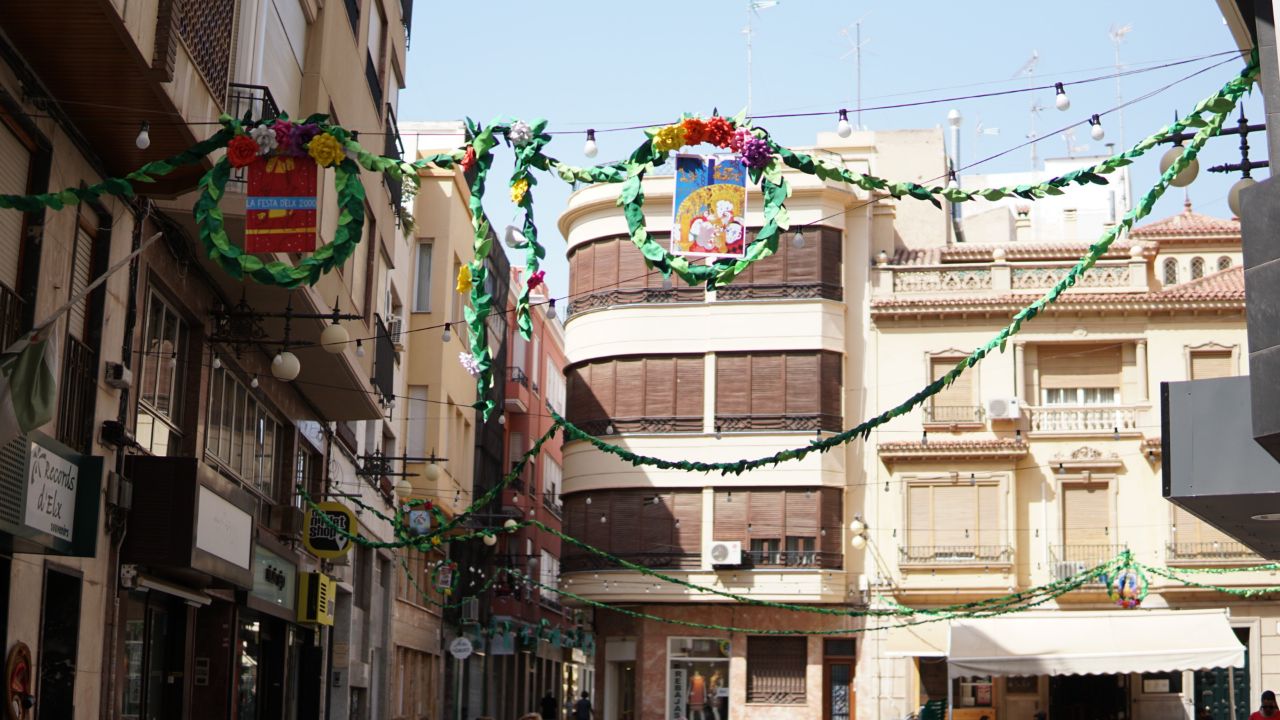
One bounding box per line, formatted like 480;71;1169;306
839;19;872;129
744;0;779;116
1028;99;1045;171
1011;50;1040;79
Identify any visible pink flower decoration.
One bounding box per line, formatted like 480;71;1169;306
459;352;482;377
527;270;546;291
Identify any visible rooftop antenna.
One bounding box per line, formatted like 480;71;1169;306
1061;128;1089;158
1109;23;1134;212
1028;99;1046;171
974;118;1000;156
744;1;779;117
1011;50;1040;79
839;19;872;129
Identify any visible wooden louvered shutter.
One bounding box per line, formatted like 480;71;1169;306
642;493;675;552
566;365;590;424
617;239;647;289
749;490;784;539
584;494;611;553
67;224;95;341
1062;483;1110;546
820;352;843;423
977;484;1000;547
611;492;644;555
674;491;703;556
752;239;785;287
0;124;29;291
564;495;587;562
614;358;645;419
820;488;842;557
931;356;974;409
820;228;843;290
1191;351;1233;380
786;228;818;284
645;357;675;418
907;485;933;548
591;361;616;419
1040;344;1122;389
933;485;975;547
714;490;747;540
575;244;594;296
675;356;704;422
593;239;618;294
785;490;818;535
716;355;751;416
751;354;785;416
785;354;819;416
1172;506;1235;547
734;230;756;285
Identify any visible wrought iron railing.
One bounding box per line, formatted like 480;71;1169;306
539;593;564;614
923;404;985;424
57;336;97;453
365;54;384;109
373;315;395;403
898;545;1013;566
383;103;405;221
745;550;842;569
401;0;414;47
717;282;843;302
570;416;704;435
1166;541;1261;564
0;283;23;350
715;413;843;433
562;552;701;572
1049;544;1118;584
1026;405;1140;434
566;286;704;317
226;83;280;185
508;366;529;388
541;491;563;519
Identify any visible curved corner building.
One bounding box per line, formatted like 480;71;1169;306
558;129;950;720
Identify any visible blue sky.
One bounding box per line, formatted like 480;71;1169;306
401;1;1261;300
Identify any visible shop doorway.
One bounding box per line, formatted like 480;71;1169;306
1050;674;1128;720
36;566;82;720
120;591;189;719
823;639;856;720
614;663;635;720
1195;627;1251;720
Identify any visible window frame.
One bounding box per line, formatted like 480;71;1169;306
746;636;807;705
1162;257;1179;285
205;355;285;502
135;291;189;456
412;241;433;312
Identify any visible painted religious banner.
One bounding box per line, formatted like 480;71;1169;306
670;154;748;259
245;156;318;253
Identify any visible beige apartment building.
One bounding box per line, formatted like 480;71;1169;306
559;119;1266;720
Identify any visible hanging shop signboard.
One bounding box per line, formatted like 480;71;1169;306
251;544;297;610
245;157;318;253
297;572;336;626
0;433;101;557
670;154;748;260
449;636;474;660
303;502;357;559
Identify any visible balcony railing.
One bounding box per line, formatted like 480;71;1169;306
0;283;24;350
508;366;529;388
715;413;843;433
384;103;405;222
1026;405;1140;435
745;550;842;569
1166;541;1261;565
898;545;1013;566
56;336;97;453
923;404;984;425
563;552;701;572
226;83;280;185
541;491;563;518
373;315;395;403
401;0;414;47
539;593;564;614
566;286;703;317
716;282;843;302
365;53;384;109
1049;544;1118;584
572;416;704;435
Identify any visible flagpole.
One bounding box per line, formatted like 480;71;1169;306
33;231;164;335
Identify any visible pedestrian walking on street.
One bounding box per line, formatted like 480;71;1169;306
573;692;594;720
541;691;559;720
1250;690;1278;720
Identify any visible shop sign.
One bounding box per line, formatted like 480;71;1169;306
490;632;515;656
449;637;474;660
251;545;296;610
671;667;687;720
297;572;336;626
23;441;78;542
303;502;357;559
195;486;254;570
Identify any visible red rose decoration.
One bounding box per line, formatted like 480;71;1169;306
460;146;477;173
527;269;546;291
425;501;433;510
704;116;734;148
227;134;260;168
682;118;707;146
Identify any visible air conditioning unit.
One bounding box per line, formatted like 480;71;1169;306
386;317;403;344
104;362;133;390
987;397;1022;420
461;597;480;625
707;541;742;567
1053;561;1088;582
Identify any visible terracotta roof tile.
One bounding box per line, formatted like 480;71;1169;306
878;438;1029;461
1129;198;1240;240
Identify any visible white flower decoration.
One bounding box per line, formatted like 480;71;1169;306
508;121;533;147
250;124;278;155
459;351;482;377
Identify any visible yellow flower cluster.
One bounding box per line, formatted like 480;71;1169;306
307;132;344;167
456;263;473;294
652;123;687;153
510;178;530;204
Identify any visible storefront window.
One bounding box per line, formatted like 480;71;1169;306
119;591;186;720
954;676;994;708
668;638;730;720
238;619;262;720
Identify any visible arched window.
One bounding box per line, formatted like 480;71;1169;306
1218;256;1233;271
1162;258;1179;285
1191;256;1205;280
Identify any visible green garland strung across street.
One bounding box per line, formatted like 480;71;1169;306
1138;561;1280;598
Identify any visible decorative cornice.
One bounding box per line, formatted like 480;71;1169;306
878;438;1029;463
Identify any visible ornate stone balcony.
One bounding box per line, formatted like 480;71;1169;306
1025;404;1144;436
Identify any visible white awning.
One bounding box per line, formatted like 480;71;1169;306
947;609;1244;678
883;620;950;657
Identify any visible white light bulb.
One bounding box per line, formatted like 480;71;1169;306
583;129;598;158
792;231;805;249
1158;144;1200;188
355;340;366;357
136;121;151;150
250;376;260;389
1089;115;1105;142
425;463;441;481
1229;176;1257;217
320;323;349;354
836;109;852;138
504;519;518;529
483;534;497;547
212;357;222;370
1054;83;1070;111
271;351;301;382
851;534;867;550
442;324;452;343
947;175;960;191
545;300;557;319
849;518;865;534
498;414;506;426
